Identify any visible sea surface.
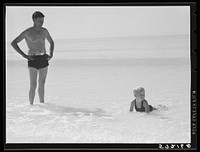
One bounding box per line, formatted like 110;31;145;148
6;35;191;143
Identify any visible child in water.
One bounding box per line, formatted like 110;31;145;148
129;87;157;113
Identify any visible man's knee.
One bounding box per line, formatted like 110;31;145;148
38;79;46;86
30;82;37;90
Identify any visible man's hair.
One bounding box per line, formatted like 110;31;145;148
32;11;45;19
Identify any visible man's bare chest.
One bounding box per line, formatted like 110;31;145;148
27;29;45;41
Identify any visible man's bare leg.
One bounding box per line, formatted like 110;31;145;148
38;67;48;103
29;67;38;105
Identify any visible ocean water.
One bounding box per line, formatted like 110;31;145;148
6;35;191;143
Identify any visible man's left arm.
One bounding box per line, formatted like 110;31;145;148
45;29;54;59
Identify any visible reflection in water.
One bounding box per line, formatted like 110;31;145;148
36;103;111;118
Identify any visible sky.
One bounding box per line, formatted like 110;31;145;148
6;6;190;41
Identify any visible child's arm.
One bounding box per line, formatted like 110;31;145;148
143;100;150;113
129;100;135;112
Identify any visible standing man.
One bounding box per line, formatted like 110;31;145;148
11;11;54;105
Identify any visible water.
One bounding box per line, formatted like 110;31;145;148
6;35;191;143
6;35;189;60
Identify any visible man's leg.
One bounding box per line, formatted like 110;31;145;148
29;67;38;105
38;67;48;103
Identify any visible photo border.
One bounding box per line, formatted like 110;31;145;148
3;2;197;150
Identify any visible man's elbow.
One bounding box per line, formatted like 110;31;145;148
10;41;15;47
11;39;18;47
11;41;17;49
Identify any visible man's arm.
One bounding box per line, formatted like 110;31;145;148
11;30;33;60
45;29;54;59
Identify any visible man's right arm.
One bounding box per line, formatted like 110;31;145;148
11;30;33;60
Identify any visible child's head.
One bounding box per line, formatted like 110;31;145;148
133;86;145;100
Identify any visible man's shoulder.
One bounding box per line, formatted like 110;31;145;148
26;27;48;31
40;27;49;35
18;27;32;36
25;27;34;31
41;27;48;32
22;27;34;35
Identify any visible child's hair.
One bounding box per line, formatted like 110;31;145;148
133;86;145;97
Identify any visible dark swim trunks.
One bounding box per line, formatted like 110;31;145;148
28;54;49;70
135;99;153;112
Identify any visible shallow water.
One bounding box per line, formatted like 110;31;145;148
6;58;190;143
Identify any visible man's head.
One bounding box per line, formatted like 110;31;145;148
32;11;45;27
32;11;45;20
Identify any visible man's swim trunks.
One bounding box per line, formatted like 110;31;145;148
28;54;49;70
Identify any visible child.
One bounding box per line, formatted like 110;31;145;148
129;87;156;113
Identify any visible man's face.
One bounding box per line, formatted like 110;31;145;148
33;17;44;27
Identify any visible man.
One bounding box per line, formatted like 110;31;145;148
11;11;54;105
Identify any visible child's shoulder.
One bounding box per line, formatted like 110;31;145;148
142;99;149;105
131;99;136;104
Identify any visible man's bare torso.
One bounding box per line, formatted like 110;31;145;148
25;27;47;55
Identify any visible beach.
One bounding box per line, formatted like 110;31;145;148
6;35;191;143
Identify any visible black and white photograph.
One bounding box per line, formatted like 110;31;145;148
4;3;196;149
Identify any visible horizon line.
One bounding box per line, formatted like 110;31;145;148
6;34;189;43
